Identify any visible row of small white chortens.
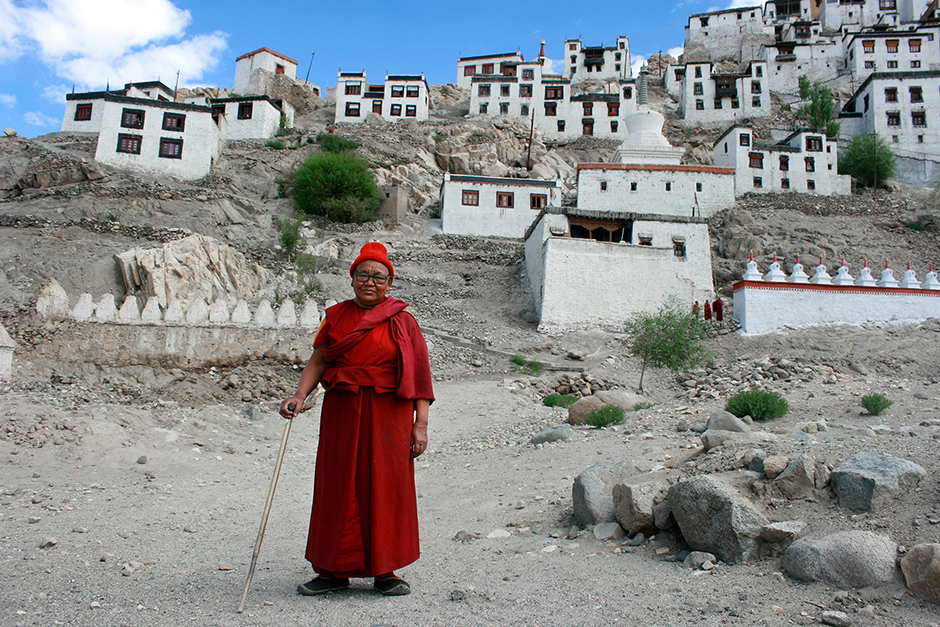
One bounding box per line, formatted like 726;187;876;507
35;280;332;327
741;254;940;290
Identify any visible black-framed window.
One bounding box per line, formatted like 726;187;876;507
390;104;402;116
345;84;361;95
159;137;183;159
500;84;510;96
345;102;360;117
530;194;547;209
405;105;417;117
496;192;514;208
162;113;186;131
74;103;92;121
121;108;144;129
739;133;750;146
372;100;383;114
544;101;557;116
406;86;419;98
391;85;404;97
116;133;142;154
478;84;490;96
237;102;253;119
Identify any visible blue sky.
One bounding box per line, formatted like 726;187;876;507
0;0;750;137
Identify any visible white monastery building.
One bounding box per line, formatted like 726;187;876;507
334;71;431;124
524;71;734;332
683;6;774;62
208;95;294;140
667;61;771;125
234;48;299;95
457;52;524;90
840;70;940;185
439;173;562;238
561;36;631;82
713;125;850;195
63;82;222;181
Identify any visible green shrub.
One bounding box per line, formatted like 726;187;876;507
543;394;578;408
622;296;710;392
510;354;542;375
838;133;896;187
274;217;302;254
265;140;286;150
634;401;654;411
293;151;381;223
585;406;625;428
861;393;893;416
316;133;358;153
432;134;446;142
904;221;928;232
726;390;789;422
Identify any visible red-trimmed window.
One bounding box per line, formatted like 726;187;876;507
749;152;764;168
464;65;476;76
779;155;789;171
544;101;557;116
345;83;361;95
805;157;815;172
583;102;593;115
159;137;183;159
520;84;532;97
545;86;564;100
162;113;185;131
461;190;479;206
481;63;494;74
496;192;514;208
121;108;144;129
478;84;491;96
910;39;921;53
607;102;619;116
116;133;141;154
530;194;547;209
74;104;92;121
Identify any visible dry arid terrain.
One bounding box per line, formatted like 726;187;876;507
1;87;940;627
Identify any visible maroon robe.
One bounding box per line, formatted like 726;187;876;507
306;297;434;577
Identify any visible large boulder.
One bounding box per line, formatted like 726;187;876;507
613;470;680;536
594;390;647;413
568;396;606;426
783;531;898;588
706;410;751;433
668;473;768;563
900;544;940;604
830;452;927;512
572;458;639;527
115;234;272;310
774;454;816;499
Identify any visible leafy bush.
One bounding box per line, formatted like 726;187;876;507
796;75;840;137
622;296;710;391
904;221;928;232
510;354;542;375
726;390;789;422
838;133;897;188
316;133;358;153
543;394;578;408
293;152;382;223
432;134;446;142
585;406;625;428
861;393;893;416
273;217;302;254
265;140;286;149
634;401;654;411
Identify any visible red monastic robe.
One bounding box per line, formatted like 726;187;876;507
306;297;434;577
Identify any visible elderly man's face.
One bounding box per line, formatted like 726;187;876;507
352;259;393;307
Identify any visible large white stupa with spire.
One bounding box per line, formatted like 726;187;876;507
612;66;686;166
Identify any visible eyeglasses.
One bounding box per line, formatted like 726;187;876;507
354;271;390;285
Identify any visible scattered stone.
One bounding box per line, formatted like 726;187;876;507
593;522;625;540
39;538;56;549
775;454;816;499
761;455;789;479
683;551;717;569
831;452;927;512
28;517;41;524
486;529;511;539
783;531;898;588
760;521;806;544
453;530;477;542
72;527;88;533
701;430;751;451
900;543;940;604
136;455;148;465
89;601;101;609
218;563;234;571
668;473;768;563
612;470;680;536
821;610;852;627
572;457;639;527
530;424;574;444
706;410;751;433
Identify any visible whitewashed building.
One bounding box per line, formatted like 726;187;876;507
334;71;431;124
209;95;294;140
670;61;772;125
234;48;299;95
816;0;928;31
62;82;222;180
684;6;775;62
713;125;850;195
561;36;631;82
839;70;940;185
524;75;734;332
843;26;940;78
468;44;639;141
439;173;561;238
457;52;524;90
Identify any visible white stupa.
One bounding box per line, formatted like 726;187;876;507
763;253;787;282
612;66;686;166
788;254;810;283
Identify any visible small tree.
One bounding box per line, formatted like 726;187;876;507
796;75;840;138
293;151;382;223
839;133;897;188
622;297;710;392
316;132;358;153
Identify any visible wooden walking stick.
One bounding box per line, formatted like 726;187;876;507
236;386;323;614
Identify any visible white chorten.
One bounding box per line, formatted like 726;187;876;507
612;66;685;166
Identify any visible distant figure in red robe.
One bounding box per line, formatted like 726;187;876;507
703;300;712;321
713;297;724;322
280;242;433;598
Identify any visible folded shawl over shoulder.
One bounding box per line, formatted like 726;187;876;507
321;297;434;402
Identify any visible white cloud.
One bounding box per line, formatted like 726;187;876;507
631;55;647;77
23;110;58;127
41;84;70;103
3;0;227;90
0;93;15;105
667;45;685;60
725;0;759;8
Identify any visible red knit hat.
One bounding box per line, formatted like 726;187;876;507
350;241;394;278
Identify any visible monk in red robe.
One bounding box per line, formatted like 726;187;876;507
280;242;434;597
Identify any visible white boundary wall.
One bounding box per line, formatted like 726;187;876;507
733;281;940;335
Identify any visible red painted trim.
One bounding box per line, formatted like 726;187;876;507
236;47;299;65
732;280;940;297
577;163;736;175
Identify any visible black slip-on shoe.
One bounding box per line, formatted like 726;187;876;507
297;576;350;596
374;577;411;596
